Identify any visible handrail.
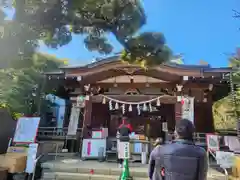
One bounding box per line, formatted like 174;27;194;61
37;127;82;137
31;154;43;180
208;150;228;180
31;141;60;180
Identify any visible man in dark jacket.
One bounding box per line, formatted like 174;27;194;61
148;119;208;180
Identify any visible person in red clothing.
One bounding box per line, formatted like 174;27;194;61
118;116;133;139
117;116;133;167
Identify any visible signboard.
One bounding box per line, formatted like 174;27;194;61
25;143;38;173
13;117;40;143
216;151;235;168
81;139;106;158
182;96;194;123
206;134;219;151
224;136;240;153
67;105;80;136
162;122;168;132
118;142;130;159
92;131;102;139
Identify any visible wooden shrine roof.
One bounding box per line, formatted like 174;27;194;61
60;56;232;74
44;56;233;85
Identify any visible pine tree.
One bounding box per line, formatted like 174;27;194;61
229;49;240;138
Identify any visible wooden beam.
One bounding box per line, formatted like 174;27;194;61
93;82;213;89
68;68;182;84
71;95;177;104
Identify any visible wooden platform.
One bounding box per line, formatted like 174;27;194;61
41;157;227;180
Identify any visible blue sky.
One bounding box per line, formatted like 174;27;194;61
5;0;240;67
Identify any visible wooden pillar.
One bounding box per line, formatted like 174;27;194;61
175;102;182;122
82;96;93;138
205;91;214;132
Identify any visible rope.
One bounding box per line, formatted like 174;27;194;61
99;94;166;105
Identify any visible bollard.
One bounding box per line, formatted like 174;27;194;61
119;141;132;180
119;159;133;180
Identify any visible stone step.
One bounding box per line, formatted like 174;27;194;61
42;167;148;178
42;171;227;180
42;163;148;178
41;159;227;180
42;165;227;179
42;172;148;180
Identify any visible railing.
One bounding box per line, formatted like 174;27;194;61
208;150;228;180
194;133;230;180
37;127;82;139
37;141;61;160
194;132;206;144
31;141;62;180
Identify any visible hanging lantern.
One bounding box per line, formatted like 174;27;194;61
115;102;119;109
128;104;132;112
122;104;125;114
149;103;152;112
156;97;161;106
137;104;141;115
102;96;106;104
209;84;213;91
203;98;207;103
143;103;147;111
109;100;113;110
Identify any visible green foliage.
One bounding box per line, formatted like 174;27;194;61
3;0;145;53
0;17;38;68
1;0;170;66
229;51;240;117
213;97;237;130
121;32;172;67
0;0;172;117
213;49;240;130
0;53;65;118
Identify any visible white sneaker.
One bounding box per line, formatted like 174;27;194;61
119;164;122;168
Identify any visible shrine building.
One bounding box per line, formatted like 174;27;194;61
42;56;232;141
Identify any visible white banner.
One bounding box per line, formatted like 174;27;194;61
181;96;194;123
162;122;168;132
67;105;80;135
216;151;235;168
118;141;130;159
25;143;38;173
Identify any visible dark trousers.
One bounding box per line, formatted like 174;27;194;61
118;136;129;165
118;158;123;164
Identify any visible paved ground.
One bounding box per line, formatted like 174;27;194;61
43;158;148;170
41;157;227;179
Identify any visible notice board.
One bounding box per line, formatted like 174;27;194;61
13;117;40;144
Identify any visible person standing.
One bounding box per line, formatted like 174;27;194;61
148;138;163;180
148;119;208;180
117;117;133;168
